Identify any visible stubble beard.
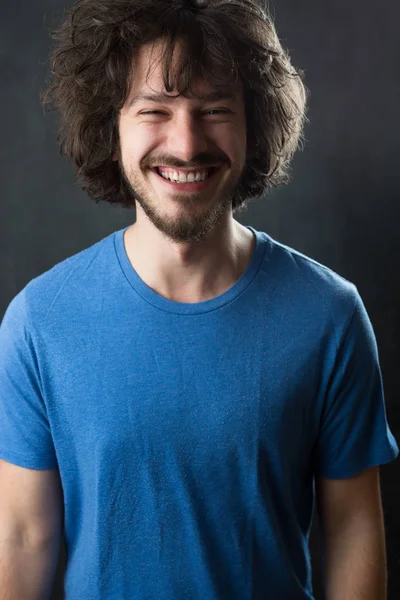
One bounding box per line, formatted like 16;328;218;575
119;162;242;244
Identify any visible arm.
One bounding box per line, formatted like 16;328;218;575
0;537;62;600
315;466;387;600
0;459;64;600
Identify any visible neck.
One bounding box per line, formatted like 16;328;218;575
123;217;255;303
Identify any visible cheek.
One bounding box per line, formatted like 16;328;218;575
118;117;163;171
217;123;246;152
118;133;150;170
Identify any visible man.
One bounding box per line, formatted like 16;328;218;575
0;0;398;599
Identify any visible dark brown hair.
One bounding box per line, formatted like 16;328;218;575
41;0;309;212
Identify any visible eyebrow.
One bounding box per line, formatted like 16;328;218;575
128;90;237;108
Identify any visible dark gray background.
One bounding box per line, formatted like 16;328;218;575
1;1;399;598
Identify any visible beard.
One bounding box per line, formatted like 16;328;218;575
118;160;243;245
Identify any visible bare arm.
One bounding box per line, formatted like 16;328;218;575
0;459;64;600
316;466;387;600
0;536;62;600
320;518;387;599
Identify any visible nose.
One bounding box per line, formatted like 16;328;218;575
166;111;210;164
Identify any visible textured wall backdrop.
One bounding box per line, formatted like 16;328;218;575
1;1;399;598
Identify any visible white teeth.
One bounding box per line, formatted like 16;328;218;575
158;168;210;183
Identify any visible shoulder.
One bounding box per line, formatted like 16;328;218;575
3;230;117;333
256;229;359;329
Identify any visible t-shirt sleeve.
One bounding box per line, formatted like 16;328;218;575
313;288;399;479
0;289;58;470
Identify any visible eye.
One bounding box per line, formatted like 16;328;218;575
139;109;231;116
140;111;165;115
205;109;231;115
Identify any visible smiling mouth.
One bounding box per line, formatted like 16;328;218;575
149;166;224;193
152;166;220;182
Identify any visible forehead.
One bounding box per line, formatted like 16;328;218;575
127;38;242;102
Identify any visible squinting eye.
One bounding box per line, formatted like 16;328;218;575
205;109;230;115
139;110;231;116
140;111;165;115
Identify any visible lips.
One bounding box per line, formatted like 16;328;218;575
153;166;217;181
150;165;222;192
153;165;219;174
153;164;222;171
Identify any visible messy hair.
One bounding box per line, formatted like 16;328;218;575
41;0;309;212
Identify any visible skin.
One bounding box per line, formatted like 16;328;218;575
115;38;256;303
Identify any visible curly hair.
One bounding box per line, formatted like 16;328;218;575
41;0;309;212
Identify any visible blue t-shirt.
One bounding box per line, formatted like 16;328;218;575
0;225;398;600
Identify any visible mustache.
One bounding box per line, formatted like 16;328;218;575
144;154;229;170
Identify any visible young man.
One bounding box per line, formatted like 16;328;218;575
0;1;398;599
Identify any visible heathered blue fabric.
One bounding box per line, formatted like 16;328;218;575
0;225;398;600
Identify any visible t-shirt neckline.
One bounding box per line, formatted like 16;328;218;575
114;225;267;315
